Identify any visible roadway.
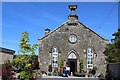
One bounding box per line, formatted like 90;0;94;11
36;76;100;80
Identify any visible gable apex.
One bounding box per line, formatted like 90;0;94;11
38;20;108;42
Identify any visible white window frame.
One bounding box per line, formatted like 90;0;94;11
87;48;93;69
52;47;58;68
69;34;77;43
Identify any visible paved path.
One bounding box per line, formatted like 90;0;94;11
36;76;100;80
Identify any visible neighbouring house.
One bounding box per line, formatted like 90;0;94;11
38;5;108;76
0;47;15;78
0;47;15;64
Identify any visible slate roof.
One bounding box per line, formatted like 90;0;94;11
0;47;15;55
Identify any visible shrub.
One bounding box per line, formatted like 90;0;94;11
74;71;85;77
93;66;97;71
92;66;97;75
58;72;62;76
48;65;52;72
20;71;32;80
48;72;51;76
74;72;80;77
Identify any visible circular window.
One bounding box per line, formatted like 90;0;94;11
69;34;77;43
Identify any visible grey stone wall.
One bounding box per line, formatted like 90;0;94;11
0;52;14;64
107;63;120;78
39;19;108;76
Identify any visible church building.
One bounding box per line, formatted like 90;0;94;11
38;5;108;76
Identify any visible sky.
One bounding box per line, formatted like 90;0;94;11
2;2;119;54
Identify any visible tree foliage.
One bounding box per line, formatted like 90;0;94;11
105;28;120;63
19;32;38;55
11;32;38;79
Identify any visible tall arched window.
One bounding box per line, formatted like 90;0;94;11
87;48;93;69
52;47;58;67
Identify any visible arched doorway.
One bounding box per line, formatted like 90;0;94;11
67;50;77;73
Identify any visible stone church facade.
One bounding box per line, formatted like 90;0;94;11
38;5;108;76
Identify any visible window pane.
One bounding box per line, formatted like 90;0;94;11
54;48;58;52
88;58;91;61
88;48;92;53
87;48;93;69
52;47;58;68
52;47;58;53
54;57;58;61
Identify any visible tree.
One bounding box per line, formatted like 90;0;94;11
79;59;84;71
112;28;120;41
11;32;38;79
105;28;120;63
19;32;38;56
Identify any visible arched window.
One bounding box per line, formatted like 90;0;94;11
87;48;93;69
52;47;58;67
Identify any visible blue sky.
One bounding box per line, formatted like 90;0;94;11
2;2;118;54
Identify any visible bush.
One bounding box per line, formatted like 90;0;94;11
20;71;32;80
74;72;85;77
74;72;80;77
58;72;62;76
92;66;97;75
48;73;51;76
93;66;97;71
48;65;52;72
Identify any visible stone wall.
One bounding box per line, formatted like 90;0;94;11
39;20;108;76
0;47;15;77
0;52;14;64
107;63;120;78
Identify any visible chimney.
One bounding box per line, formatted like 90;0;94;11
45;28;50;35
68;5;78;20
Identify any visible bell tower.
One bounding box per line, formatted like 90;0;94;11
68;5;78;20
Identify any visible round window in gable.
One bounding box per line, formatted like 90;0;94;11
69;34;77;43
